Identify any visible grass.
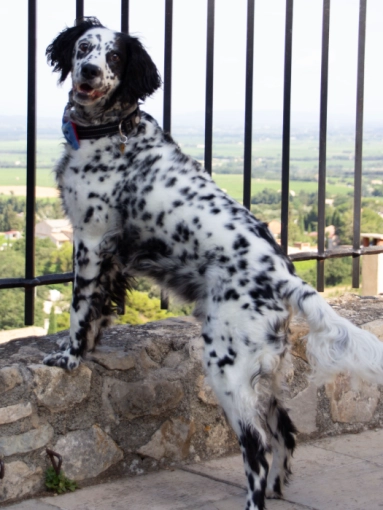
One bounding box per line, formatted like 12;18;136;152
0;168;55;187
0;133;382;198
213;174;352;202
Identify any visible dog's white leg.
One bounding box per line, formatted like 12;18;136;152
265;398;297;498
44;235;110;369
203;330;274;510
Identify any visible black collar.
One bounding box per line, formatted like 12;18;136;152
75;107;141;140
62;107;141;150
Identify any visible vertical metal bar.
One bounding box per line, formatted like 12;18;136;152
316;0;331;292
280;0;294;253
352;0;367;288
204;0;215;175
116;1;130;316
163;0;173;134
161;0;173;309
121;0;129;34
25;0;37;325
76;0;84;23
243;0;255;209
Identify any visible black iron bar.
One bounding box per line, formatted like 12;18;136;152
163;0;173;135
76;0;84;24
352;0;367;288
290;245;383;262
280;0;294;253
204;0;215;175
0;274;74;291
316;0;331;292
161;0;173;309
24;0;37;325
243;0;255;209
121;0;129;34
117;0;130;314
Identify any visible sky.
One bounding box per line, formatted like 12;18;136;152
0;0;382;130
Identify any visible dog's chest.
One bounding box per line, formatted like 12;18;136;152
58;140;123;234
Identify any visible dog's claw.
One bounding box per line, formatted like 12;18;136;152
43;351;81;371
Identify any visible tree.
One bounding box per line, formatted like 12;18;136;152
47;306;57;334
0;288;44;330
325;258;351;286
46;243;73;274
115;290;177;325
57;312;70;331
251;188;281;205
361;208;383;234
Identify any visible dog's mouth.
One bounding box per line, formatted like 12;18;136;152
74;83;106;101
79;83;94;93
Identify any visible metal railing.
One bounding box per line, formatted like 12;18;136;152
0;0;382;326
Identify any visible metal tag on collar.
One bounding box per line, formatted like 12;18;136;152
119;120;128;154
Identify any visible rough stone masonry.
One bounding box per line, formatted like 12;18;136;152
0;294;382;504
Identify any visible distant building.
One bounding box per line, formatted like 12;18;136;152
35;219;73;248
361;233;383;296
293;242;311;251
4;230;22;241
268;220;281;238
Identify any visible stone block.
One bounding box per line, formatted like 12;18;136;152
89;346;135;371
205;423;231;456
0;424;53;456
0;403;32;425
289;319;309;362
108;378;184;420
288;382;318;434
53;425;123;481
137;417;196;461
361;319;383;341
196;375;219;406
29;364;91;412
325;374;380;423
0;366;23;395
0;461;43;503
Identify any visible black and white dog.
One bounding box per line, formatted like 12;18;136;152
44;18;383;510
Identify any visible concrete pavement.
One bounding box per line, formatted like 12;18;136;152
4;429;383;510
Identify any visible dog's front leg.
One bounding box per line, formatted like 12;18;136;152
44;235;108;370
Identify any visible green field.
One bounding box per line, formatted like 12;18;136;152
213;174;352;202
0;167;354;201
0;132;382;200
0;168;55;187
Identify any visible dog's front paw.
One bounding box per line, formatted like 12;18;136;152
43;350;81;371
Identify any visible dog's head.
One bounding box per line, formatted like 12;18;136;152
46;18;161;107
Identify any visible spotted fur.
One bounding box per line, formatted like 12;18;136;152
44;18;383;510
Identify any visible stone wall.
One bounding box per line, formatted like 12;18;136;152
0;294;382;504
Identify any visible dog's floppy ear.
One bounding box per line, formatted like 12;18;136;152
46;17;103;83
119;37;161;103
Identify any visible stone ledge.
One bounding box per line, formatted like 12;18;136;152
0;295;382;504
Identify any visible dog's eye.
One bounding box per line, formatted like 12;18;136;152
110;53;120;63
79;42;89;52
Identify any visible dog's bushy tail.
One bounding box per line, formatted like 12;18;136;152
288;278;383;385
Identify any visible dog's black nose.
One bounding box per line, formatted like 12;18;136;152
81;63;102;80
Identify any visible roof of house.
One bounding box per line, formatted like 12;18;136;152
36;219;72;228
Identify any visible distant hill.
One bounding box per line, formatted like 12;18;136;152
0;110;381;142
0;116;61;140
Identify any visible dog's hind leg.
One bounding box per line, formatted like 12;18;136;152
265;398;297;498
206;351;273;510
238;419;270;510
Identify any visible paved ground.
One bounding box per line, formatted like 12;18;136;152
4;429;383;510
